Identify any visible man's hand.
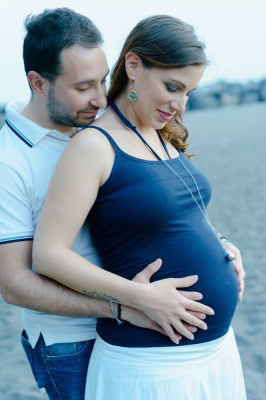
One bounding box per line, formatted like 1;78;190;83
121;306;169;337
131;258;213;343
223;242;245;303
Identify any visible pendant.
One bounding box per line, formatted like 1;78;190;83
225;250;235;262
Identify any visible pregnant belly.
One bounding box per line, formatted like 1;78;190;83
152;230;238;336
97;230;239;347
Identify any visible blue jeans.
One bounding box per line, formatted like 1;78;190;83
21;330;95;400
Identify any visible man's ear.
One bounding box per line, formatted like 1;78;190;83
124;52;143;80
27;71;48;97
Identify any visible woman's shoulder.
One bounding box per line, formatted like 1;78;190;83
69;107;120;155
70;125;114;153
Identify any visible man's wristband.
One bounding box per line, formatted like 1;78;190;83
109;299;124;325
117;303;124;325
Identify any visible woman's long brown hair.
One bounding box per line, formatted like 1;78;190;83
108;15;207;157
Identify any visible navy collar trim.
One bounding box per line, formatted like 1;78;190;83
6;119;34;148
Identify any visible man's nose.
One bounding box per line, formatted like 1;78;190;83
90;86;107;109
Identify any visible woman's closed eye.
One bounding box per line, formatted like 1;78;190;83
165;83;178;93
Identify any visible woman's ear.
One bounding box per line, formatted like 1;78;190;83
124;52;143;80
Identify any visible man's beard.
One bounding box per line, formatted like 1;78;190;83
47;86;96;128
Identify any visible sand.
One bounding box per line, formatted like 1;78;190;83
185;102;266;399
0;102;265;399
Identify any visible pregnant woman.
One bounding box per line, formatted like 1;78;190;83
33;15;246;399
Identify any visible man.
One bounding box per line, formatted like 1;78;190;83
0;7;243;400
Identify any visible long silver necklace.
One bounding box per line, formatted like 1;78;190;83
161;157;235;261
110;101;235;262
160;157;235;262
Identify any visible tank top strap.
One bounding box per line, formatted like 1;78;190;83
83;125;121;154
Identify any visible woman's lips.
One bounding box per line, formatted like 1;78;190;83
157;109;173;122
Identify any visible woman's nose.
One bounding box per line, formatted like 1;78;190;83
171;95;187;114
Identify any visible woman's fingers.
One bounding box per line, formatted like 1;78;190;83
162;323;182;344
182;323;198;333
139;278;216;342
132;258;162;283
172;279;214;316
179;290;203;301
180;310;208;331
172;275;198;288
189;311;206;320
184;298;214;316
225;242;246;302
238;279;245;303
232;259;245;302
168;320;195;341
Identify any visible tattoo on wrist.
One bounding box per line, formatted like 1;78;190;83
82;290;119;304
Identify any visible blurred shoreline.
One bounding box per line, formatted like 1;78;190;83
1;75;266;118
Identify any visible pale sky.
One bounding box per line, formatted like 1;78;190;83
0;0;265;102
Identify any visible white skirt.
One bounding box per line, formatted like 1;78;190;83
85;326;246;400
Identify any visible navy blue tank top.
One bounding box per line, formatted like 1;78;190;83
87;126;238;347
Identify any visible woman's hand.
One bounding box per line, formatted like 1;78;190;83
223;242;246;303
132;258;207;341
132;263;215;344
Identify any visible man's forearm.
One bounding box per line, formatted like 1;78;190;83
3;267;164;333
3;267;114;317
1;242;164;329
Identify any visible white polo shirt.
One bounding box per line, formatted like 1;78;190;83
0;99;102;347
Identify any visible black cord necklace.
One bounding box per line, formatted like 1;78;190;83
109;100;235;263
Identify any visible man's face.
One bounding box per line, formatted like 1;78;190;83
47;45;109;128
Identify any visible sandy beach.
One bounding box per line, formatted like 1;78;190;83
0;102;265;399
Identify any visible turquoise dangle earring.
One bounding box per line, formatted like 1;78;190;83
127;81;138;103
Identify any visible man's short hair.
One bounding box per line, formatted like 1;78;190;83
23;7;103;83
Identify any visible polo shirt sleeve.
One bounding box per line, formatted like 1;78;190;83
0;162;34;244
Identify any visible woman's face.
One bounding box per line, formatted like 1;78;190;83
128;62;205;130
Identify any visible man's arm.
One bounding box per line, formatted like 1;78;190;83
0;241;206;339
0;161;114;317
0;241;171;336
0;240;113;317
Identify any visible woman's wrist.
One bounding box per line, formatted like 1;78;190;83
125;280;150;311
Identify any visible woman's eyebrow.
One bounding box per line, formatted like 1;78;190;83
168;79;186;89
